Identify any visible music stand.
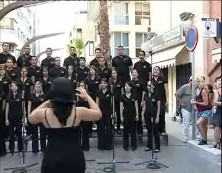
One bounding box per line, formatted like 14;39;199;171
4;75;38;173
135;50;168;169
97;84;129;173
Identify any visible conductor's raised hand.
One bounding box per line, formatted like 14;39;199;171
76;87;88;100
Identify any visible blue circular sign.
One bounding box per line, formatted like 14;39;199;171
185;26;198;52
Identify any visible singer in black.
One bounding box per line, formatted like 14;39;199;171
28;56;42;84
6;58;20;81
76;81;90;151
96;78;113;150
109;68;123;134
0;85;6;157
28;77;102;173
40;66;52;99
142;81;161;153
5;81;24;155
76;57;89;82
0;65;11;96
28;81;46;153
120;82;138;151
130;69;145;143
151;66;167;134
65;65;77;99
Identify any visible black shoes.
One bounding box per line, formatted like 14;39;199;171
198;139;207;145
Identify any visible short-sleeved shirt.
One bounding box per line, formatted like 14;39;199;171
17;54;32;68
109;80;123;101
97;89;112;112
112;55;132;79
0;77;11;95
120;94;136;120
16;78;33;99
176;84;192;112
98;67;111;81
134;60;151;86
0;53;16;65
49;67;66;79
130;79;144;101
29;93;46;111
6;93;23;120
27;66;42;83
63;55;79;69
144;91;160;117
76;67;89;82
41;57;55;70
7;68;20;81
151;76;167;102
86;77;100;99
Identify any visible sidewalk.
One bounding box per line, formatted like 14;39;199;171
166;114;221;161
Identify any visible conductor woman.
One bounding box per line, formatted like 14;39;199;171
28;77;102;173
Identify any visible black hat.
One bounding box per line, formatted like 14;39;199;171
48;77;74;104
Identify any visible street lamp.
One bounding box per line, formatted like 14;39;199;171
179;12;195;21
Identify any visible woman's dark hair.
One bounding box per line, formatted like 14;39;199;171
51;102;73;126
48;77;74;126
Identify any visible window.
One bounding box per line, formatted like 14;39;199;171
135;3;150;25
113;32;129;56
135;33;149;57
113;2;129;25
0;18;15;29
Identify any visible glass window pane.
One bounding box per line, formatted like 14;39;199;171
114;15;122;25
144;33;148;42
114;32;121;47
136;48;141;57
125;48;129;56
113;2;121;14
122;3;128;14
122;15;129;25
136;33;142;47
114;48;118;56
135;15;142;25
143;4;149;15
122;33;129;47
135;3;142;15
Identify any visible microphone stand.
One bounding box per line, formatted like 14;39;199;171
135;50;168;169
4;74;38;173
97;84;129;173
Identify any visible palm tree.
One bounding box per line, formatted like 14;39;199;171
97;0;111;66
75;38;84;57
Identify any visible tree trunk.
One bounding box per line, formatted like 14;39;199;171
97;0;111;66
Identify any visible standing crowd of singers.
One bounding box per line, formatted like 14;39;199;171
0;42;168;157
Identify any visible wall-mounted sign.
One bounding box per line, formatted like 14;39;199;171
202;18;219;37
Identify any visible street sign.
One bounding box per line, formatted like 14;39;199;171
185;26;198;52
202;18;219;37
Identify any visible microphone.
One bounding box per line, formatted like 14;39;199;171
31;76;35;84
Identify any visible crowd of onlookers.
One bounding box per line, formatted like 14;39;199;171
175;74;221;148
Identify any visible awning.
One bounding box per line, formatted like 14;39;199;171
212;48;221;63
149;44;185;68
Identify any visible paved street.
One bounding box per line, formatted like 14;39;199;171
0;116;221;173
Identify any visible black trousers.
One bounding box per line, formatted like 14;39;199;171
159;101;166;133
123;120;137;149
137;99;143;135
97;113;113;150
114;99;121;131
80;121;90;150
31;124;47;152
145;115;160;150
0;126;6;156
9;119;23;153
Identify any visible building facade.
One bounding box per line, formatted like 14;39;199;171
84;1;151;64
141;0;221;116
0;0;37;58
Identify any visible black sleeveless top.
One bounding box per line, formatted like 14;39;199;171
41;108;85;173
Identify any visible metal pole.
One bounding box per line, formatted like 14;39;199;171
191;50;196;140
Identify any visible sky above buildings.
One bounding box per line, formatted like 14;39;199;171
30;1;87;60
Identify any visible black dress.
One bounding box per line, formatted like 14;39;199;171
41;116;85;173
